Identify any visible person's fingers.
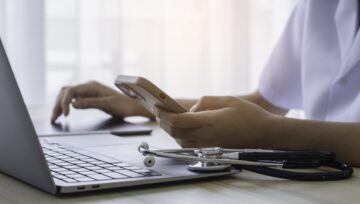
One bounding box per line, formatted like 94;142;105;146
190;96;239;112
155;107;209;128
159;121;201;147
59;82;104;116
72;97;109;110
51;88;66;123
51;106;62;123
159;120;177;137
159;120;198;138
51;81;108;122
70;81;102;97
179;141;200;148
60;88;75;116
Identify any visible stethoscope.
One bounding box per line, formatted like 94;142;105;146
138;142;353;181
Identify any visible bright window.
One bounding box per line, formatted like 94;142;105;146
0;0;298;105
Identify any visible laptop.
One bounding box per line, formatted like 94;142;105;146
0;37;238;194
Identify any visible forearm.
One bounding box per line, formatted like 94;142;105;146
239;91;288;116
176;91;288;116
265;116;360;166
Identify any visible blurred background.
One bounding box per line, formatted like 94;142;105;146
0;0;298;106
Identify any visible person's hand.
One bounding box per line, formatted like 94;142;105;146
155;96;276;148
51;81;152;123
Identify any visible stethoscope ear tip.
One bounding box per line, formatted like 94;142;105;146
144;155;156;167
138;142;149;153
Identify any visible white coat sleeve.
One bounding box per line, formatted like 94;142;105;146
258;0;307;110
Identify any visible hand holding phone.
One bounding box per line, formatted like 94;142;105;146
114;75;187;114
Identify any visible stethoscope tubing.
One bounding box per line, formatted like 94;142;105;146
139;145;353;181
233;160;353;181
142;149;283;167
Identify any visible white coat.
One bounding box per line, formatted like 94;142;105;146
259;0;360;122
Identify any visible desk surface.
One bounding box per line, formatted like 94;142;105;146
0;106;358;204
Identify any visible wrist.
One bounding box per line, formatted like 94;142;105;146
259;114;284;148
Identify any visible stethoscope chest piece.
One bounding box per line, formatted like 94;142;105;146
188;147;231;172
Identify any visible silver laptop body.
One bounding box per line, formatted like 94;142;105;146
0;37;237;194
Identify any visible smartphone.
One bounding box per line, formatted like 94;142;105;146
114;75;187;114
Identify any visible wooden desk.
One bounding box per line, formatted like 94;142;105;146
0;106;358;203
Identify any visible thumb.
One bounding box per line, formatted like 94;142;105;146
190;96;237;112
72;97;107;110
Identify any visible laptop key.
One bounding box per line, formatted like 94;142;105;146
62;165;79;169
86;166;103;170
80;171;99;175
72;168;89;172
54;175;67;179
70;160;86;164
68;174;87;178
89;161;106;165
97;163;114;168
133;169;152;173
63;178;77;183
66;153;82;157
51;159;64;163
56;162;72;166
94;169;112;173
89;174;111;180
103;172;128;179
115;170;143;177
124;166;142;170
62;158;78;162
48;165;58;169
113;162;132;167
47;153;61;157
82;158;97;162
76;156;90;159
78;163;94;167
107;166;123;170
75;177;95;182
61;170;77;175
56;155;70;159
54;168;67;172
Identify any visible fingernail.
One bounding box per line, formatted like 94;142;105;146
72;100;80;106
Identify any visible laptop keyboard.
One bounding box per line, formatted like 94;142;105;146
40;139;161;183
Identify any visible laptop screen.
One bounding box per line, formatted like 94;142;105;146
0;38;56;194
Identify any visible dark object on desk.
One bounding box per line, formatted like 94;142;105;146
34;117;152;136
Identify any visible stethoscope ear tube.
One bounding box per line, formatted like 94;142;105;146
233;160;353;181
236;151;335;161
